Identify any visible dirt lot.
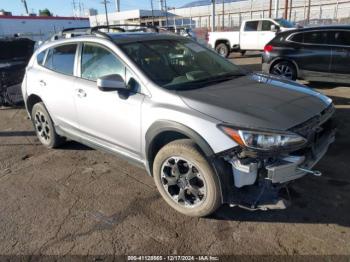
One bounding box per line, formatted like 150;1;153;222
0;54;349;256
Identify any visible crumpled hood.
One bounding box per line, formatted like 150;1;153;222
178;74;332;130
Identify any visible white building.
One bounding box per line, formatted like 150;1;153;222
0;15;89;41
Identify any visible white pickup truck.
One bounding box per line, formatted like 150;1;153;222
208;18;297;57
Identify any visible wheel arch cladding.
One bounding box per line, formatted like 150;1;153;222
26;94;43;115
145;121;215;175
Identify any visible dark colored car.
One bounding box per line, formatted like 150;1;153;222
0;37;35;106
262;25;350;83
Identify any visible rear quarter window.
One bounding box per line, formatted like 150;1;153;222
37;50;46;65
289;33;303;43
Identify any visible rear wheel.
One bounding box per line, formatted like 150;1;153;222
215;43;230;58
31;102;65;148
270;61;297;80
153;139;221;217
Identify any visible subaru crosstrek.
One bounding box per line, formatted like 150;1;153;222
22;27;336;217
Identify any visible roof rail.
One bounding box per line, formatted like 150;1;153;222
46;24;161;44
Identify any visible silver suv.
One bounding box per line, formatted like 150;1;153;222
22;26;336;217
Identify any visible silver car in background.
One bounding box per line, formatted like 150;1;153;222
22;26;336;217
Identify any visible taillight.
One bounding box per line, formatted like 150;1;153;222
264;45;273;52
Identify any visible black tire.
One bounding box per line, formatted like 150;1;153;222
215;43;230;58
153;139;221;217
31;102;65;148
270;61;297;80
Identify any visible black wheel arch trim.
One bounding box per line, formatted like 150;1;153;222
145;120;215;161
145;120;235;204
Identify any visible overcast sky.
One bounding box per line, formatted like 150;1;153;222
1;0;192;16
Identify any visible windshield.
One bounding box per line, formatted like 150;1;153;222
274;18;295;28
119;39;243;90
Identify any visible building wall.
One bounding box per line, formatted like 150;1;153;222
0;16;89;41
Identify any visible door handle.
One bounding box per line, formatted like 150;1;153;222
39;80;46;87
76;88;87;98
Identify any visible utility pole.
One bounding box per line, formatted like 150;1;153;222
306;0;311;23
115;0;120;12
101;0;110;28
275;0;279;17
211;0;216;32
222;0;225;30
289;0;292;20
284;0;288;19
21;0;29;15
269;0;272;17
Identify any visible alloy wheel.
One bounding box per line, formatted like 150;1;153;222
272;63;294;79
34;111;51;143
160;156;207;208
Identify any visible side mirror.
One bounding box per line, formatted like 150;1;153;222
97;74;127;91
270;24;277;32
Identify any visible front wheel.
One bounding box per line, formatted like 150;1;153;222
270;61;297;80
153;139;221;217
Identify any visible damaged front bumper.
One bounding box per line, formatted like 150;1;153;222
220;110;336;211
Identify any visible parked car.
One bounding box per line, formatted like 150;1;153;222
208;18;297;57
22;26;336;217
262;25;350;83
0;37;35;106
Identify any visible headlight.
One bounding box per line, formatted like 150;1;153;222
219;126;307;151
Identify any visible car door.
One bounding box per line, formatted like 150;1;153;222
39;43;79;131
258;20;277;50
74;42;144;158
328;30;350;83
240;21;260;50
293;31;332;77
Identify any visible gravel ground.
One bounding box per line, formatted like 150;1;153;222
0;54;349;256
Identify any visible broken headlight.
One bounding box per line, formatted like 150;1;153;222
220;126;307;151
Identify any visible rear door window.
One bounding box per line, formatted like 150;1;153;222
303;31;328;44
328;31;350;46
244;21;259;32
44;44;77;75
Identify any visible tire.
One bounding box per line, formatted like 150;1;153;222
270;61;297;80
215;43;230;58
153;139;221;217
31;102;65;148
